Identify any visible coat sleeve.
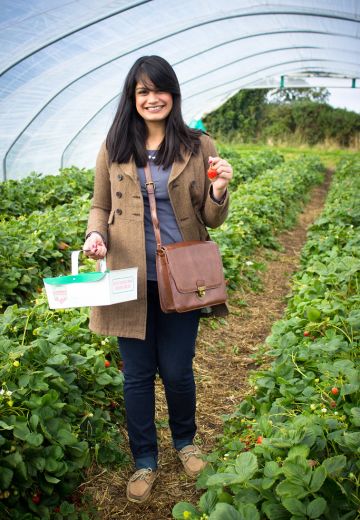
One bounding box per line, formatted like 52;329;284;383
86;141;111;243
199;134;230;229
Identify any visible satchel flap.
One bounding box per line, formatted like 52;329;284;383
44;271;108;286
163;241;224;294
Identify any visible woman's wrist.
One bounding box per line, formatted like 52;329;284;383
210;185;227;204
85;231;106;244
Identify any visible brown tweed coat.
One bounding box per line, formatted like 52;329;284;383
86;133;229;339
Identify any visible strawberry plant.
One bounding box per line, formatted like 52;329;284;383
173;158;360;519
0;294;127;518
0;167;94;218
0;195;91;308
211;156;325;289
0;150;286;309
217;146;284;185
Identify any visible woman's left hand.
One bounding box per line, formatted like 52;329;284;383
208;156;233;201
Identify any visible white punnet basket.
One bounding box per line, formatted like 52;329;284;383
43;250;138;309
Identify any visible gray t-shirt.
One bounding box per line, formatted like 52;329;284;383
137;152;183;281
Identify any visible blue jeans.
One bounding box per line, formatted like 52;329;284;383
118;281;200;470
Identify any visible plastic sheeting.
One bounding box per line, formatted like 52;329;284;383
1;0;359;180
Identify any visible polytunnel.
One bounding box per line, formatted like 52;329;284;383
0;0;359;180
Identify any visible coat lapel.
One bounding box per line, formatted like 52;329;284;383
114;159;138;182
168;147;192;184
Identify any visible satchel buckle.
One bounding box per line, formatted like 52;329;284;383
197;286;206;298
145;181;156;192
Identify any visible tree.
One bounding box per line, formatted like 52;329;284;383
268;87;330;104
204;89;268;141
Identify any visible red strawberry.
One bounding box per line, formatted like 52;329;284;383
331;387;339;395
104;360;111;368
207;167;218;180
303;331;310;337
32;493;41;504
256;435;263;444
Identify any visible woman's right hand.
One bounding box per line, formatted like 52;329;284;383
83;232;107;260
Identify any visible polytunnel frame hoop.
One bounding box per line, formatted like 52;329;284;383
60;42;328;166
3;9;360;179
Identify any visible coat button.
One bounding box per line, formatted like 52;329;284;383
117;174;123;181
116;208;122;215
116;191;122;198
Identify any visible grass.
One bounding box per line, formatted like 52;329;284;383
215;141;360;169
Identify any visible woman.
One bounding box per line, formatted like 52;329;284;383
83;55;232;503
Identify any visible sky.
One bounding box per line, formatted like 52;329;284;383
327;88;360;114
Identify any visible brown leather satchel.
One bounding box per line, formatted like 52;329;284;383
144;164;227;313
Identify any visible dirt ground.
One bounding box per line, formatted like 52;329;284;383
78;172;332;519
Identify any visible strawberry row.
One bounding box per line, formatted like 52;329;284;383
173;158;360;520
0;295;126;518
0;152;288;309
210;155;325;289
0;195;91;308
0;152;283;219
0;167;94;219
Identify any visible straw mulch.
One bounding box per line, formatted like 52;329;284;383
76;172;331;519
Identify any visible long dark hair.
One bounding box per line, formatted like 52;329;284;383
106;55;202;168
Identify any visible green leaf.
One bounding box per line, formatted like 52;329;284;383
233;487;260;505
209;503;243;520
33;457;46;471
276;481;309;499
307;497;326;519
45;457;60;472
13;423;31;440
350;407;360;426
310;466;326;492
199;490;218;514
261;477;276;489
283;460;311;486
172;502;199;519
264;461;282;479
234;451;258;482
237;503;260;520
25;432;44;447
29;414;39;430
0;420;13;430
286;445;310;460
207;473;245;487
306;307;321;322
47;354;68;365
55;429;78;446
321;455;346;476
343;432;360;451
45;473;60;483
0;467;13;488
282;498;306;516
96;373;114;385
18;374;30;387
262;501;289;520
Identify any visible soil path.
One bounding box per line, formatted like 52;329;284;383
79;171;332;519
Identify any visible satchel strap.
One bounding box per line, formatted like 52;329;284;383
144;163;162;248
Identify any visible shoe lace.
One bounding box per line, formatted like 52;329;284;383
130;468;154;482
180;446;201;461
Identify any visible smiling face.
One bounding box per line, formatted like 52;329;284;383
135;77;173;127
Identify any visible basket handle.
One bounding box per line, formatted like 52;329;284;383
71;250;107;275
